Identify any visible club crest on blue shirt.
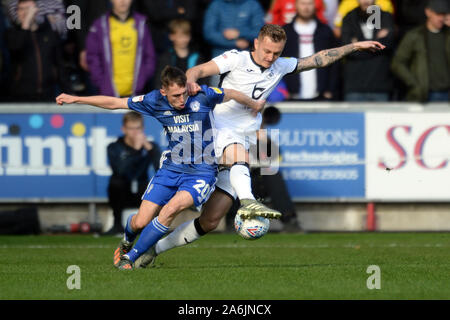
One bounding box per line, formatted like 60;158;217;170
190;100;200;112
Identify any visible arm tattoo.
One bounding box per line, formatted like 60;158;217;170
296;44;357;73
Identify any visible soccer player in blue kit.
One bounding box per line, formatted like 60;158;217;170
56;66;265;270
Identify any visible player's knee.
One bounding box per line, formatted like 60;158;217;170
199;216;220;233
159;204;179;224
132;215;147;231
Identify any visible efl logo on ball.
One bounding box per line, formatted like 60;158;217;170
234;214;270;240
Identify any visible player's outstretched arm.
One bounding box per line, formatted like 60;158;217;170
56;93;129;110
295;41;386;73
186;60;220;95
223;88;265;116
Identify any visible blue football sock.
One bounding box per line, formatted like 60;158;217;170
124;214;137;243
126;217;169;263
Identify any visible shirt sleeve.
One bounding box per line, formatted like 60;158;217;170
283;57;299;75
127;92;156;117
211;49;241;74
202;85;225;109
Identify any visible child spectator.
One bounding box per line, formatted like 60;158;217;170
153;19;208;88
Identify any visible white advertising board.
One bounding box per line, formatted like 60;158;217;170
366;112;450;200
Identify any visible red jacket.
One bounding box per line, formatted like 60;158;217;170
267;0;326;26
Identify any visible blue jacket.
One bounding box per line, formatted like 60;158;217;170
203;0;264;58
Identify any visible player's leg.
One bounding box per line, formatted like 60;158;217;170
222;143;281;219
113;199;161;268
134;170;232;268
119;190;194;270
135;188;234;268
114;169;176;268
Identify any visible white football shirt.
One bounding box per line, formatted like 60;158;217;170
212;50;298;133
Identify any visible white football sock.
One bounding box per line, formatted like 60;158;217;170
155;219;201;255
229;164;255;200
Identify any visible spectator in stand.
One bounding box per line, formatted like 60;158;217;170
105;111;161;235
135;0;202;55
341;0;395;101
391;0;450;102
445;11;450;28
153;19;208;88
6;0;66;101
203;0;265;60
393;0;426;41
322;0;339;29
85;0;156;97
282;0;339;101
8;0;68;40
266;0;327;26
333;0;394;38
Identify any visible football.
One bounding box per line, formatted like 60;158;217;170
234;214;270;240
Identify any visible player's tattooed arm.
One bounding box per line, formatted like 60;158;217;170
295;41;385;73
56;94;129;110
223;88;265;116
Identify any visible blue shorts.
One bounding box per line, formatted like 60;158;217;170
142;168;217;208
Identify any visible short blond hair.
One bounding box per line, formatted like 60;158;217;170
258;24;287;42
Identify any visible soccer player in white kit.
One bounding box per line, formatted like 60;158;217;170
134;24;385;268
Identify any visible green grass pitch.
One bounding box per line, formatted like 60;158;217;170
0;232;449;300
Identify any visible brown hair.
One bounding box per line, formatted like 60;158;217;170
160;65;187;89
168;18;191;35
122;111;143;126
258;24;287;42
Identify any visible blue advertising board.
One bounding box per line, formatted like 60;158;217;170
266;113;365;199
0;112;166;200
0;111;365;201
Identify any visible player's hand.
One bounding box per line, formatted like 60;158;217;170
250;99;266;117
56;93;78;105
353;41;385;52
186;82;201;96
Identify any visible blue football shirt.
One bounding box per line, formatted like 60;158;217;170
127;85;225;175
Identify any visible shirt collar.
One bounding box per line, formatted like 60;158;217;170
111;10;132;22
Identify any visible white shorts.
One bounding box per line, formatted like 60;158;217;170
215;167;237;200
213;127;257;160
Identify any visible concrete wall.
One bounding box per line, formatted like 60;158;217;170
295;203;450;232
2;202;450;233
0;203;226;234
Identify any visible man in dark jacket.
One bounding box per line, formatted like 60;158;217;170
6;0;65;102
282;0;339;101
106;111;161;235
341;0;395;101
391;0;450;102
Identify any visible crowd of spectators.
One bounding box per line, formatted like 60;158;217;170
0;0;448;103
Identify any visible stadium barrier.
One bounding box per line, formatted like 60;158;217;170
1;102;449;231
